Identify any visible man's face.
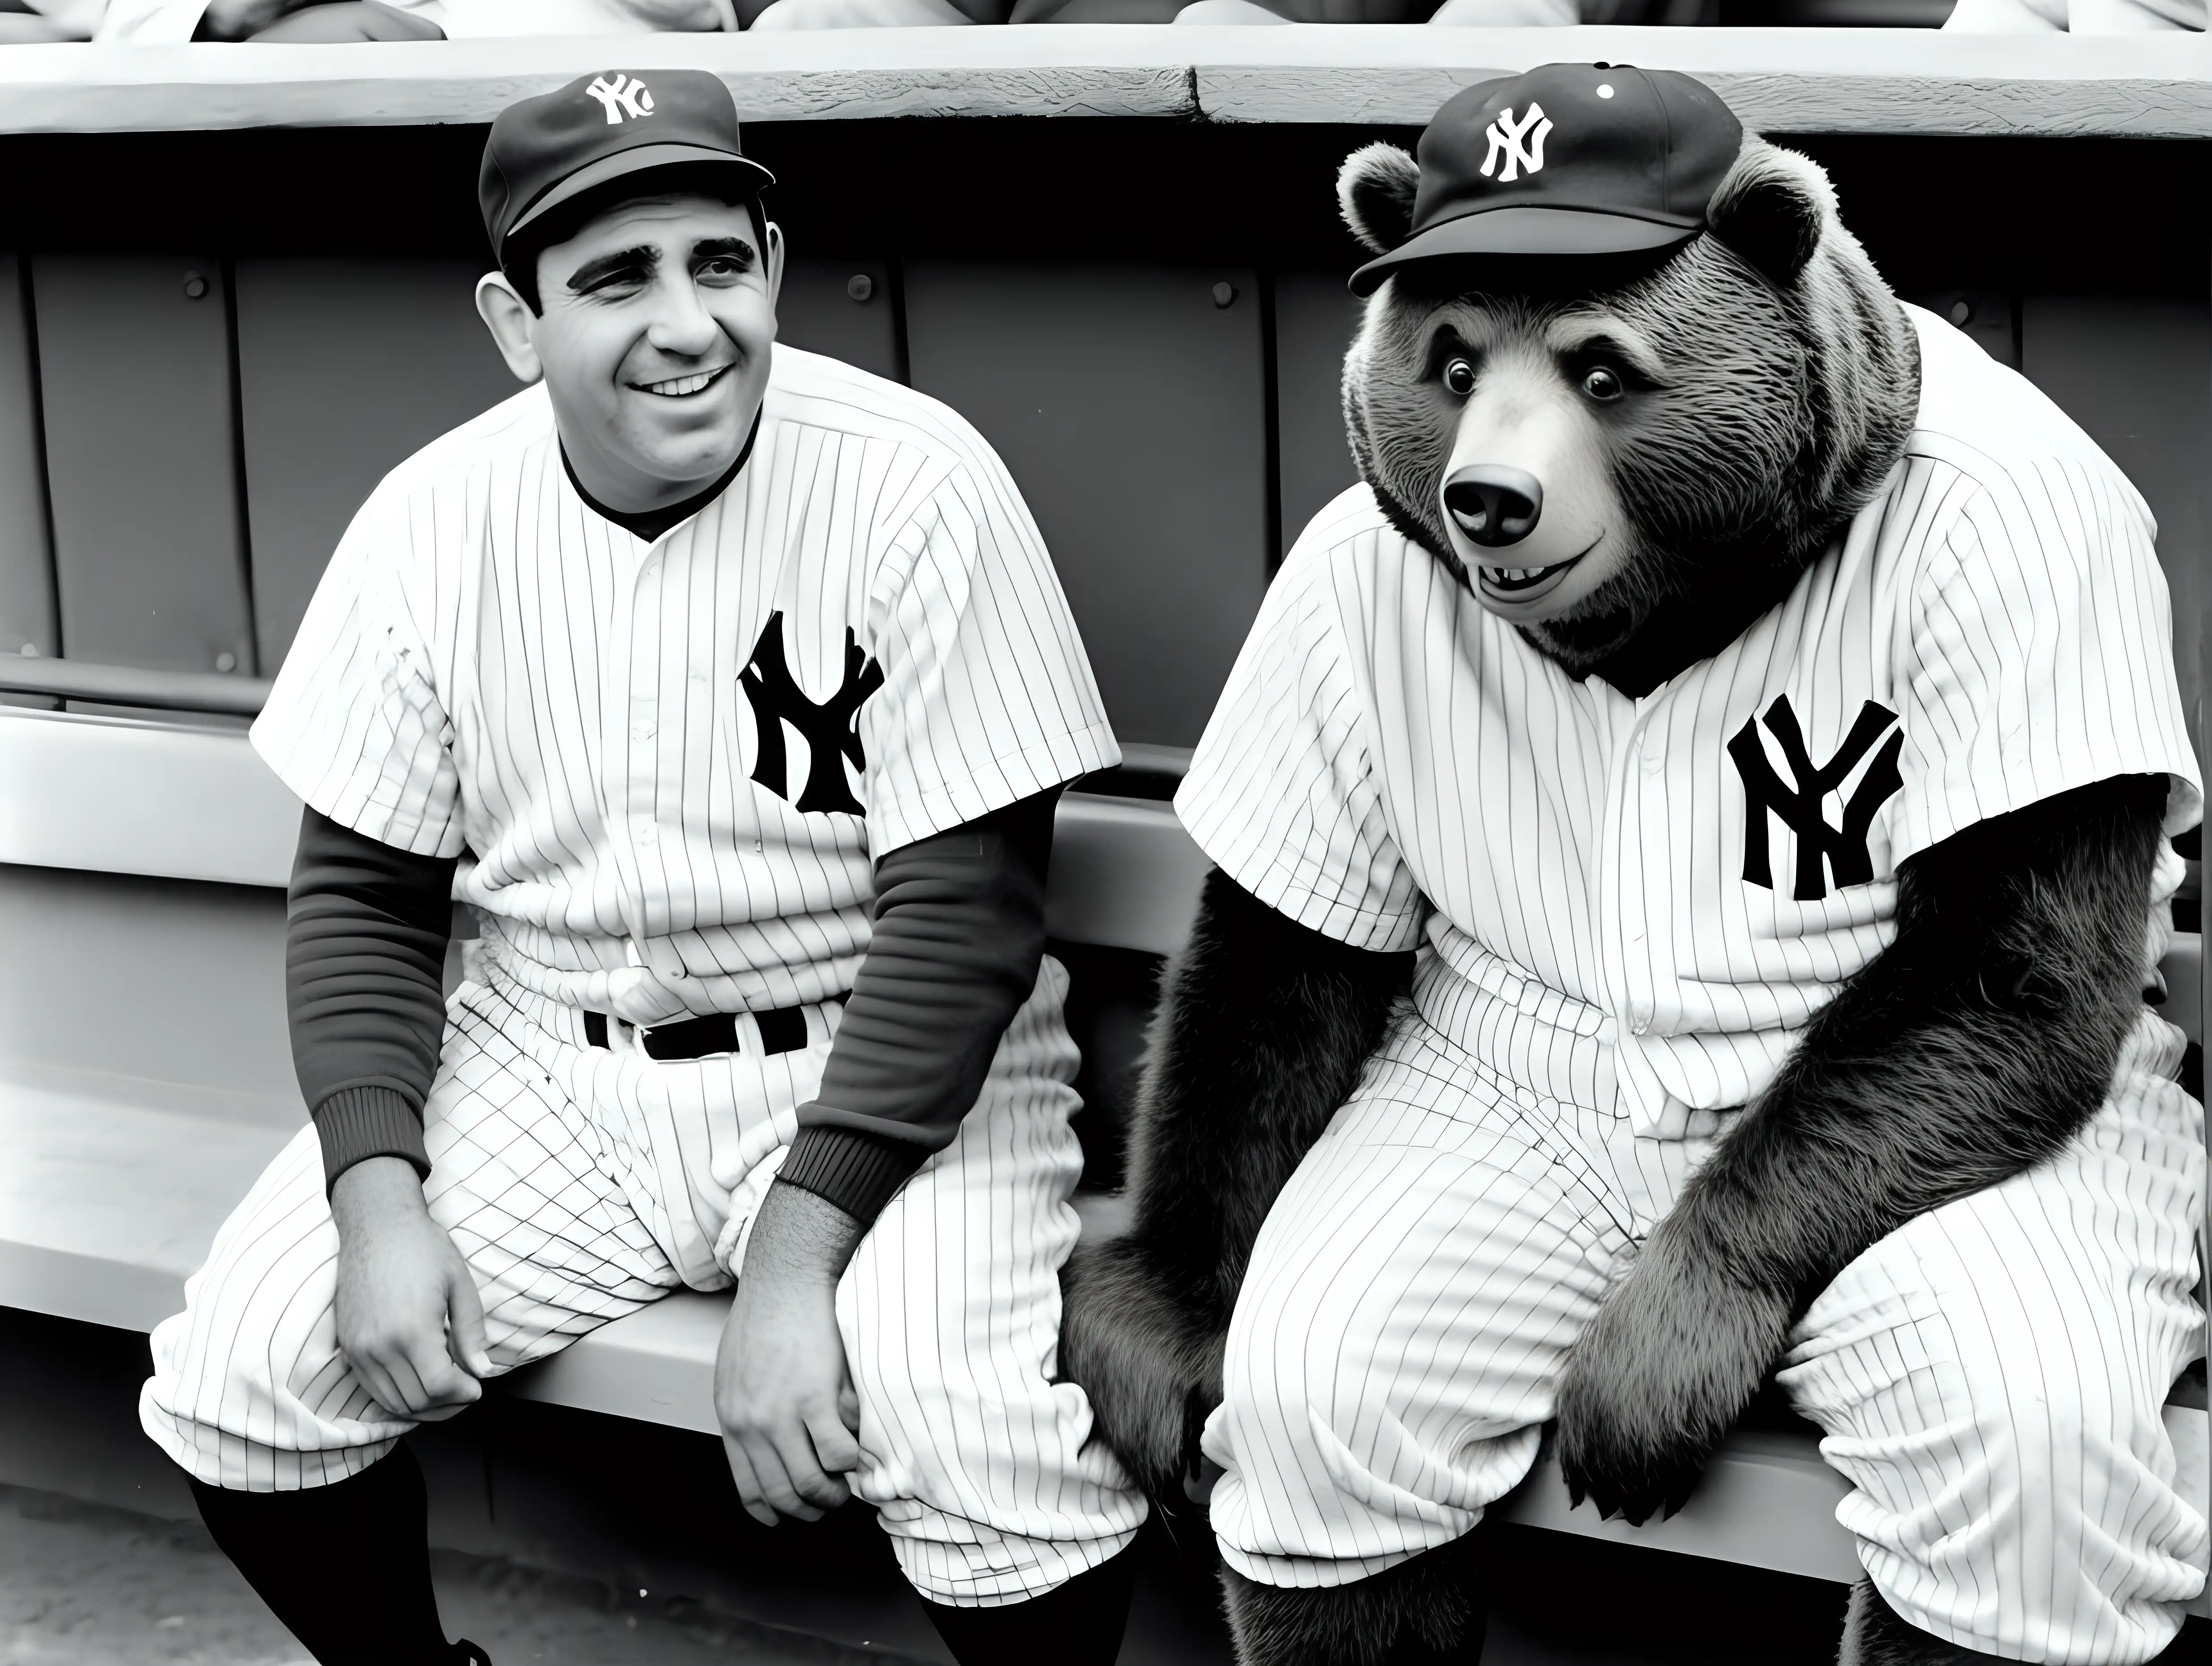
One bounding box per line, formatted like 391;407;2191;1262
497;192;781;511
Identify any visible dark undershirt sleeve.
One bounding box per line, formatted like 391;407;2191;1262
776;789;1058;1225
286;807;458;1195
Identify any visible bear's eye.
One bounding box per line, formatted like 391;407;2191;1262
1442;357;1477;398
1580;366;1625;402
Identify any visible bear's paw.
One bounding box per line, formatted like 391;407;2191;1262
1060;1233;1228;1500
1553;1222;1794;1526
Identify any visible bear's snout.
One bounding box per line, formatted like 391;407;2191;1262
1443;466;1544;548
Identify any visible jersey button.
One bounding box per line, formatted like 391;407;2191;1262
633;817;658;846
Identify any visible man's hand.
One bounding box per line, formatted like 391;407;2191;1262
713;1181;865;1526
331;1155;492;1423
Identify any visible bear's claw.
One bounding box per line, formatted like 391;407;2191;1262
1553;1220;1793;1529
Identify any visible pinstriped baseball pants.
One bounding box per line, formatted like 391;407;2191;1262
1202;1007;2208;1664
140;959;1147;1607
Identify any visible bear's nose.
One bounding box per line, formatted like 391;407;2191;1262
1442;466;1544;548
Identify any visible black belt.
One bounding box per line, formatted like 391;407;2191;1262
584;1000;837;1061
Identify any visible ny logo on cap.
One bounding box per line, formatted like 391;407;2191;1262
584;73;655;126
1481;103;1553;184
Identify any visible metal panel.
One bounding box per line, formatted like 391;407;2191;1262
2021;297;2212;755
904;262;1270;749
776;256;900;384
235;258;516;674
0;254;55;664
1273;269;1365;560
35;255;255;678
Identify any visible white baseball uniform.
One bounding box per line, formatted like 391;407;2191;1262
141;343;1148;1606
1176;307;2208;1661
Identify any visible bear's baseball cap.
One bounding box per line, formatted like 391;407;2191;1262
1350;64;1742;296
479;69;775;265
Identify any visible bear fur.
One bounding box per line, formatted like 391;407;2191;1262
1059;131;2173;1666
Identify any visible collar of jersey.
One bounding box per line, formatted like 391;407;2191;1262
560;406;762;545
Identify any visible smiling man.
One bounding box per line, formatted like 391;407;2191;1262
139;71;1146;1666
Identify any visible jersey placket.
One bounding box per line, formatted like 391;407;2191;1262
604;531;671;994
1597;689;1671;1058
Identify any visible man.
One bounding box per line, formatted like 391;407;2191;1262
141;69;1146;1666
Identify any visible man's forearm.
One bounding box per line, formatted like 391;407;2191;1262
330;1153;431;1240
746;1177;866;1290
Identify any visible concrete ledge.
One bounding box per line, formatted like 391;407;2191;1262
2;28;2212;138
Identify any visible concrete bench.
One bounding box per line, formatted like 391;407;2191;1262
0;694;2202;1613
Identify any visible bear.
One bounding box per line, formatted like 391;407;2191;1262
1061;64;2207;1666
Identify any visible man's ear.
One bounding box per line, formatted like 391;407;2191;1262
1338;143;1421;256
475;271;543;386
1705;140;1832;289
764;219;786;313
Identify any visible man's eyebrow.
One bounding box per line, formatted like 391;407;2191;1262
566;245;658;292
692;236;756;263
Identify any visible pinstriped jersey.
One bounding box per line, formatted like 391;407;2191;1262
1178;307;2201;1139
254;345;1117;1028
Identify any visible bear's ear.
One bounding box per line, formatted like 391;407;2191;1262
1705;141;1835;289
1339;143;1422;256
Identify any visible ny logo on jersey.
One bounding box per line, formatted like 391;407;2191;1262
1481;104;1553;184
740;611;885;817
1729;696;1905;902
584;73;655;125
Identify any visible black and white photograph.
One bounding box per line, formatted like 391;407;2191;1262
0;6;2205;1664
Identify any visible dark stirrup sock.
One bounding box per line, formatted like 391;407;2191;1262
921;1544;1141;1666
188;1444;460;1666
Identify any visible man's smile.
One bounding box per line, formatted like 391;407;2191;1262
633;363;735;399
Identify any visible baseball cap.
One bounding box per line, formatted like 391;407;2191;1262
479;69;776;265
1350;64;1743;296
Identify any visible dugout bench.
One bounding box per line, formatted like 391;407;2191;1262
0;25;2209;1660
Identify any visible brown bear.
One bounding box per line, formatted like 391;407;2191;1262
1062;64;2208;1666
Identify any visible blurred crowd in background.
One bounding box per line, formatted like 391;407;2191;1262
0;0;2196;60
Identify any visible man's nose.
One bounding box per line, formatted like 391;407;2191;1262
1442;466;1544;548
646;275;722;355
